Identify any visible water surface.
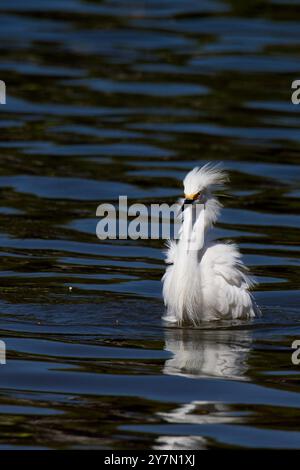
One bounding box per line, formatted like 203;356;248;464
0;0;300;449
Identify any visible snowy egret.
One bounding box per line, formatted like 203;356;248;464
162;163;260;325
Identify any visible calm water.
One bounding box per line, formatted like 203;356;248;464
0;0;299;450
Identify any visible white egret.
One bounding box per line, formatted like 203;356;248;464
162;163;260;325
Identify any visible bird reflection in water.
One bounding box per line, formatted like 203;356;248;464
163;327;251;379
154;327;251;450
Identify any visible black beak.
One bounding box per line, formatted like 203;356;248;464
180;198;194;212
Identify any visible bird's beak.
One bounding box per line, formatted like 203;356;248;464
183;198;194;205
180;198;194;212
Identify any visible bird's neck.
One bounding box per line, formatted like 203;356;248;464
180;197;221;253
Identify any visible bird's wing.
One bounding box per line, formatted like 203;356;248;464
201;243;259;319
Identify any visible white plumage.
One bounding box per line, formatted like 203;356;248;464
162;163;260;325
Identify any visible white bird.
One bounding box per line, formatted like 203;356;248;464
162;163;260;325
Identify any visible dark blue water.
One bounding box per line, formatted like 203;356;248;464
0;0;299;449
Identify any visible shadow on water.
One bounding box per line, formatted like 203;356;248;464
0;0;299;449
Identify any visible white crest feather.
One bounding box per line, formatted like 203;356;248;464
183;163;228;195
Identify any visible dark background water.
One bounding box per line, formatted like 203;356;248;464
0;0;299;449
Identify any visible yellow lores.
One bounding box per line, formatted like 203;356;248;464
184;192;199;201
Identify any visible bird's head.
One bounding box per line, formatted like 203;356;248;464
182;163;228;207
